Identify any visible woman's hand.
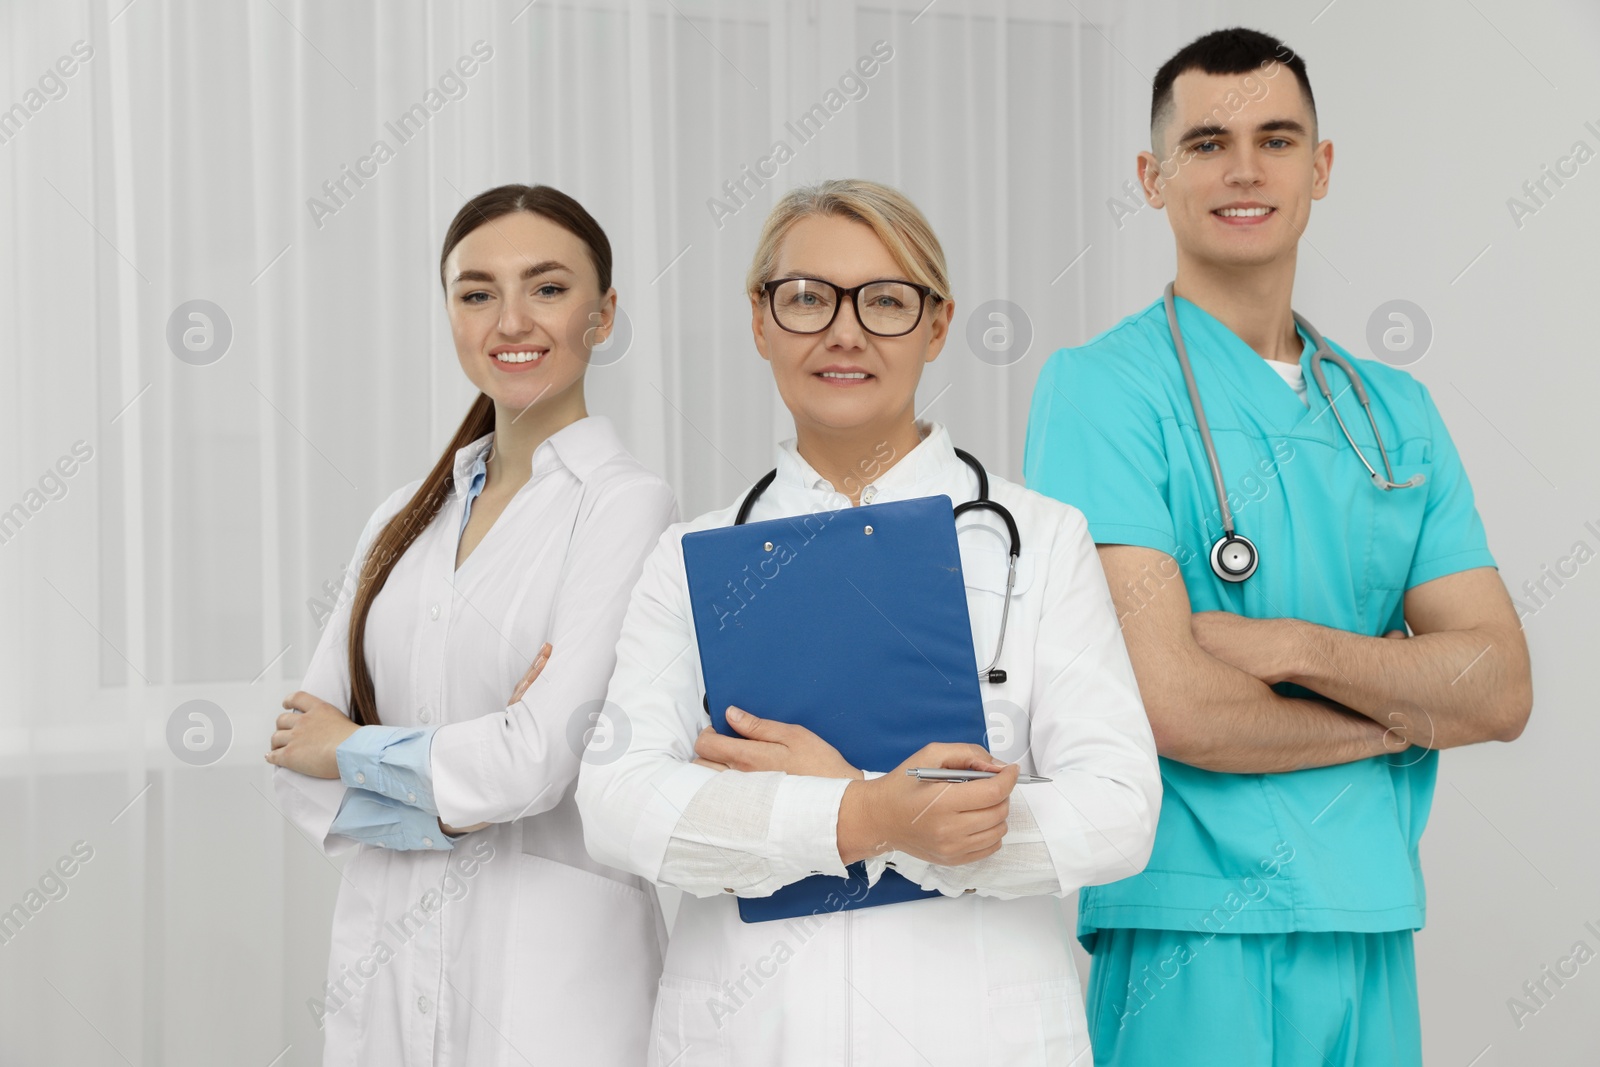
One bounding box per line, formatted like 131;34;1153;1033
837;743;1017;867
266;692;361;778
510;643;552;704
436;644;553;836
690;706;863;779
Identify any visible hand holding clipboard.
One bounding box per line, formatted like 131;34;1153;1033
838;743;1021;868
683;494;1009;921
693;704;1025;871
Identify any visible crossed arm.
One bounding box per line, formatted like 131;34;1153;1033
268;644;551;837
1100;545;1532;773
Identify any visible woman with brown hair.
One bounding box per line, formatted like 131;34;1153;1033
267;184;675;1065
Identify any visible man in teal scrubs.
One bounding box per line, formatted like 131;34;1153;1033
1023;27;1533;1067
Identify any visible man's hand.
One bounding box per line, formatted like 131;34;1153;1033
1190;611;1291;684
837;743;1018;867
1193;612;1410;686
691;707;863;779
1188;567;1531;749
1097;544;1398;772
266;693;360;778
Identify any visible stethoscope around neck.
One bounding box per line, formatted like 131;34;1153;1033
1163;282;1424;584
735;447;1020;684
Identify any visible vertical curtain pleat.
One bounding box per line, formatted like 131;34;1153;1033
624;0;667;471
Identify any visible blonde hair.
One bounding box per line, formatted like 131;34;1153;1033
745;179;951;303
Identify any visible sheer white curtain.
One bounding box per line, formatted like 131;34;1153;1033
0;1;1218;1063
9;1;1600;1065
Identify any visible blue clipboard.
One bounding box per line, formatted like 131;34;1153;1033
681;494;988;923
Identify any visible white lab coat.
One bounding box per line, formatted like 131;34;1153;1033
577;422;1162;1066
274;416;678;1067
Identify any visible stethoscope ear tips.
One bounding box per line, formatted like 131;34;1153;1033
986;669;1007;684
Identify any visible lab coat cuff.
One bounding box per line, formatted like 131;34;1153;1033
271;767;357;858
769;775;853;880
881;852;935;890
336;724;440;813
857;771;890;883
329;789;455;851
634;761;721;882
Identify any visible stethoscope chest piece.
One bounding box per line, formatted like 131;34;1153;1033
1209;532;1258;583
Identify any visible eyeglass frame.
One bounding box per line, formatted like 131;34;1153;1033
759;276;943;338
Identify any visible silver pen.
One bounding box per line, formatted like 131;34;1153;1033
905;768;1051;784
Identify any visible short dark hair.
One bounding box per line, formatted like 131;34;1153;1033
1150;27;1315;139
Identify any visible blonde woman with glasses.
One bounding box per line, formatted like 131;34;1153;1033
577;179;1160;1065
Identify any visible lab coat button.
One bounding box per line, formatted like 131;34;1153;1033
354;772;366;785
723;887;734;894
886;861;897;869
420;708;433;723
417;995;430;1013
963;888;976;894
429;603;440;620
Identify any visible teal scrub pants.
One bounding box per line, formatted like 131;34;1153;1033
1085;928;1422;1067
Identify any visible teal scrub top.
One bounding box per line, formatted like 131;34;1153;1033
1022;295;1496;951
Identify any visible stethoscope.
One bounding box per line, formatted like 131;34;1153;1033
1163;281;1425;584
735;447;1020;684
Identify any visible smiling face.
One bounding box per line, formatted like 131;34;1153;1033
1140;65;1331;272
443;210;614;419
750;213;952;441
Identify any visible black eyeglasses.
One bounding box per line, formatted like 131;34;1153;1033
761;277;941;338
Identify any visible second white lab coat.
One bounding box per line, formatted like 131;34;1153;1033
273;416;677;1067
577;423;1162;1066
